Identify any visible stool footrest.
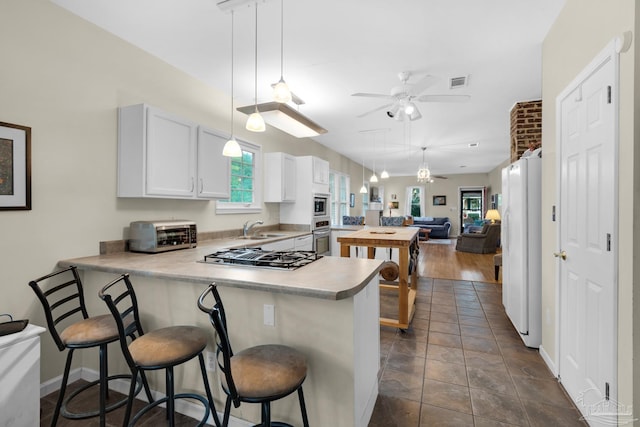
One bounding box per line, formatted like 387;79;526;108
60;374;141;420
130;393;211;426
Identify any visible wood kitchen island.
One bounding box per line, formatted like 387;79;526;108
59;237;382;427
338;226;419;330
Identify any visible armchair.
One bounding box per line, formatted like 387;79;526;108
455;223;501;254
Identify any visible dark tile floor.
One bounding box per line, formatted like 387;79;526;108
369;277;588;427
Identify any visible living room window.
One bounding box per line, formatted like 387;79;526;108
405;186;425;216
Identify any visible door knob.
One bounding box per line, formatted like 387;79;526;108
553;250;567;260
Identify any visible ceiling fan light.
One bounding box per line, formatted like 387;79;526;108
222;137;242;157
404;102;415;115
246;110;266;132
273;78;292;103
380;169;389;179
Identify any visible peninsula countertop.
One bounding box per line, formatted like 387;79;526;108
59;232;383;300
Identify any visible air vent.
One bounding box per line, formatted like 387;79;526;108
450;76;468;89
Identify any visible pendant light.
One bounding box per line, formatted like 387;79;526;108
272;0;291;103
222;10;242;157
416;147;432;183
380;130;389;179
359;158;368;194
246;2;265;132
369;132;378;182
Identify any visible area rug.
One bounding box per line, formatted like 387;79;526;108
424;239;452;245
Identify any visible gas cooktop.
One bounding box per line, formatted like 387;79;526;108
202;248;320;270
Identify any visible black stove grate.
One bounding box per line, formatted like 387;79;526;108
203;248;319;270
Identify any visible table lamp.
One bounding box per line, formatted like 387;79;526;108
387;202;394;217
485;209;501;224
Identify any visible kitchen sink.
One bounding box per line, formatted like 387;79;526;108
236;235;268;240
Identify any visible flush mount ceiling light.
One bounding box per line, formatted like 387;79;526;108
246;2;265;132
272;0;291;103
222;10;242;157
416;147;432;183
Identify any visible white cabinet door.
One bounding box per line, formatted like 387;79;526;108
294;234;313;251
264;152;296;203
197;127;230;199
312;156;329;185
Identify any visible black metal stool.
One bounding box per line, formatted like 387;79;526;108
99;273;220;427
29;265;138;427
198;283;310;427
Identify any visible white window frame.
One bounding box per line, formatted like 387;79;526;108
216;139;262;214
405;186;425;217
329;170;350;225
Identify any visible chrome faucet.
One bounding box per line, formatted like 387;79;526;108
243;220;264;237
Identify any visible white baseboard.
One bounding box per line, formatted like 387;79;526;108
40;368;252;427
360;382;378;427
538;345;558;377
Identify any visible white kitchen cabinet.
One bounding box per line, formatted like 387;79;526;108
294;234;313;251
313;156;330;185
117;104;230;199
261;238;295;252
264;152;296;203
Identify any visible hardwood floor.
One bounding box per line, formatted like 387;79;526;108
418;239;500;283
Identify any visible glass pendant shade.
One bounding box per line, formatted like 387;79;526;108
370;172;378;183
359;184;368;194
416;166;431;183
380;169;389;179
273;79;292;103
222;137;242;157
246;109;266;132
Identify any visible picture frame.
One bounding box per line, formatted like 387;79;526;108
349;193;355;208
390;201;399;209
433;195;446;206
0;121;31;211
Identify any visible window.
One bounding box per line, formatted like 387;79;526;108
329;170;350;225
216;140;262;214
405;186;425;217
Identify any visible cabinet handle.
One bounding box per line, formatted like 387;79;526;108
190;177;194;192
199;178;203;194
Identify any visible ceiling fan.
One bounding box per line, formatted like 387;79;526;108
352;71;470;121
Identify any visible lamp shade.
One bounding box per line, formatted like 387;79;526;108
222;137;242;157
485;209;501;223
246;110;266;132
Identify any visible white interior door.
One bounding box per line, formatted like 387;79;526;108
557;42;617;426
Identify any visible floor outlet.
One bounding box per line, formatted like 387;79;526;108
205;351;216;372
264;304;275;327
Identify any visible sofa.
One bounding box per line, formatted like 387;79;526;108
455;223;501;254
412;217;452;239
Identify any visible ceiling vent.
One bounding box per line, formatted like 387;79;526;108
449;76;468;89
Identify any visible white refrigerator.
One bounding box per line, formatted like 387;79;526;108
501;152;541;348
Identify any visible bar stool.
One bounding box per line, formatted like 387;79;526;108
29;265;137;427
197;283;310;427
99;273;220;427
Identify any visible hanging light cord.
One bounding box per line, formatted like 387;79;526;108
254;2;259;112
230;10;235;136
280;0;284;80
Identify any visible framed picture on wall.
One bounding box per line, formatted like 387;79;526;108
0;121;31;210
433;195;446;206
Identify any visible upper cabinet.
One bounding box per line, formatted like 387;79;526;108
312;156;330;185
117;104;230;199
264;152;296;203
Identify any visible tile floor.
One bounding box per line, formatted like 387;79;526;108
369;277;588;427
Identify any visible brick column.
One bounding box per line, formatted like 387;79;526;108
510;100;542;162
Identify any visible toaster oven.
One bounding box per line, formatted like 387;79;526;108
129;220;197;253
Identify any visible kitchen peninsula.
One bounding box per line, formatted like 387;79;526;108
58;233;382;427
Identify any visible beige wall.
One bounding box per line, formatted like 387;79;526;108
0;0;368;382
542;0;637;414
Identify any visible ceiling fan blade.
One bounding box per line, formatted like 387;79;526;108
357;103;394;118
408;74;438;95
432;175;448;180
417;94;471;103
352;92;395;99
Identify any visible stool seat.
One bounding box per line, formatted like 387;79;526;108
494;253;503;281
60;314;119;346
129;326;208;368
227;344;307;399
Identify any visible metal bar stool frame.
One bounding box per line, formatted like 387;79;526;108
100;273;220;427
29;265;139;427
198;283;310;427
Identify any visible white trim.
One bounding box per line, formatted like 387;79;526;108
538;344;558;377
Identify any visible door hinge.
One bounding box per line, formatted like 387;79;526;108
607;86;612;104
606;382;610;401
607;233;611;251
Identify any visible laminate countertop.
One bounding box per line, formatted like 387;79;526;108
59;231;382;301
